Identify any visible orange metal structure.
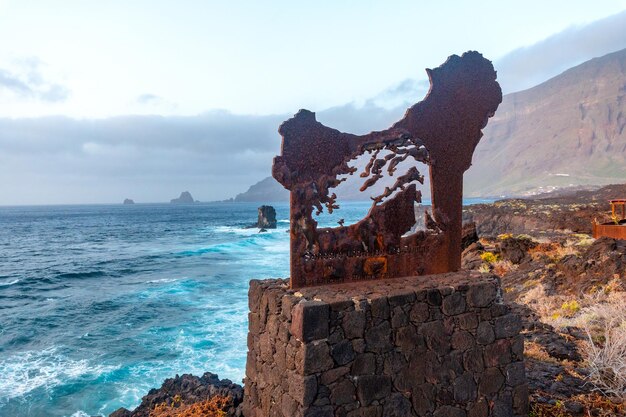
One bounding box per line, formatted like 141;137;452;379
592;199;626;239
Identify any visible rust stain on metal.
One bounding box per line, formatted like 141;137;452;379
273;51;502;288
593;199;626;239
363;257;388;277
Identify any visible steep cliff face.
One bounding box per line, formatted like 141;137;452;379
465;48;626;197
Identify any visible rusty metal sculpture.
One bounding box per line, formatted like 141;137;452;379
273;51;502;288
593;199;626;239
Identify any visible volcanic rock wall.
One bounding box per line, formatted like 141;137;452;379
243;272;528;417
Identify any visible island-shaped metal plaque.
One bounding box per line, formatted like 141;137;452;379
273;51;502;288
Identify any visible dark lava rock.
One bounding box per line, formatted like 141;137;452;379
462;222;479;249
170;191;195;204
530;327;581;362
525;357;588;397
498;236;537;264
109;409;132;417
565;400;585;414
584;237;626;260
461;241;484;270
554;237;626;293
109;372;243;417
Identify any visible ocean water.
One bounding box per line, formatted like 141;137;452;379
0;199;491;417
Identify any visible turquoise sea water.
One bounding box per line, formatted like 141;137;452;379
0;199;491;417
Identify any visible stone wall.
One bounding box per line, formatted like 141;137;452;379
243;271;528;417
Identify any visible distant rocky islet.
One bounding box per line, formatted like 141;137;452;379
170;191;196;204
122;192;198;204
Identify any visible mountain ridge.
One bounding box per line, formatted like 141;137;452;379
234;47;626;202
465;47;626;196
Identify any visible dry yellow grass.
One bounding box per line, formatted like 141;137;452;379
517;276;626;401
575;294;626;400
520;284;562;321
492;259;517;276
525;341;560;364
530;393;626;417
528;241;579;263
529;401;569;417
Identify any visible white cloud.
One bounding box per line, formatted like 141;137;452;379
2;9;626;204
0;58;69;102
496;10;626;93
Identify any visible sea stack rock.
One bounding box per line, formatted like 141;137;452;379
123;198;135;205
256;205;277;229
171;191;195;204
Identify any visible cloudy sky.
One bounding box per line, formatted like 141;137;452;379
1;1;626;204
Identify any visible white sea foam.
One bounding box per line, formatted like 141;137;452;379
181;230;288;259
213;225;258;236
70;411;93;417
0;347;118;401
0;279;19;286
213;225;286;236
252;233;289;253
145;278;178;284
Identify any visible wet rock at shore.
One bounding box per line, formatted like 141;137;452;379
109;372;243;417
110;409;132;417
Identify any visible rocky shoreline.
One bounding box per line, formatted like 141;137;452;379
462;183;626;237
